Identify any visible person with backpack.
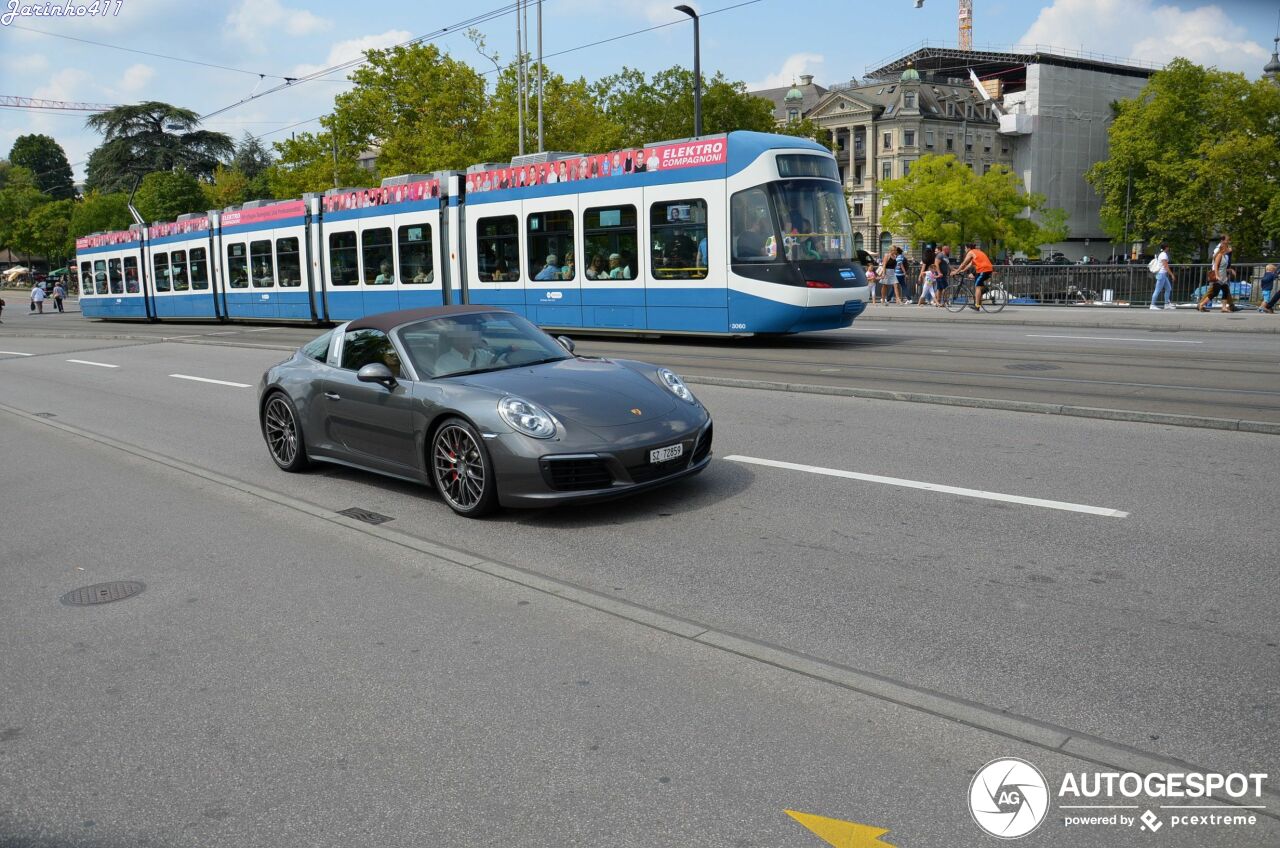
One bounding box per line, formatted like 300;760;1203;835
1149;243;1176;310
1198;234;1238;313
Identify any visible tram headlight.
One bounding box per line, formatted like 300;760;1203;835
498;396;557;439
658;368;697;404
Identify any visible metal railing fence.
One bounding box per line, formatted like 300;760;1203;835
979;263;1273;307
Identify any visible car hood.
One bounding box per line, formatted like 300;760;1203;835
452;357;679;427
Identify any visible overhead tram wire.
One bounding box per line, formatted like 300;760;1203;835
197;3;524;122
8;23;293;80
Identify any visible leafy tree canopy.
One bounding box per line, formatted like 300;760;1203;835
133;170;206;222
0;165;48;253
881;154;1068;256
1086;58;1280;259
84;102;233;193
70;191;133;238
232;132;274;180
9;134;75;199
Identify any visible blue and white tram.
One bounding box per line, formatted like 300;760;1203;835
77;228;147;319
77;131;869;335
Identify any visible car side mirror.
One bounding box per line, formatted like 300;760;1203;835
357;362;397;387
556;335;575;353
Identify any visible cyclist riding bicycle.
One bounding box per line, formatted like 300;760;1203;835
954;242;994;312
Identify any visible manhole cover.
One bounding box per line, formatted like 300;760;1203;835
337;507;393;525
1004;362;1062;371
61;581;145;606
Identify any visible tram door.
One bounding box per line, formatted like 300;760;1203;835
522;195;582;327
466;199;526;316
578;188;643;330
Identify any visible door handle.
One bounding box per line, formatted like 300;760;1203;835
324;392;340;400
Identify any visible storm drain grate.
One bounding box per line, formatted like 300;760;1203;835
1004;362;1061;372
337;507;393;525
33;412;57;418
61;581;145;606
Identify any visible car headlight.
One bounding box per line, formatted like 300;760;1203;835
498;396;557;438
658;368;697;404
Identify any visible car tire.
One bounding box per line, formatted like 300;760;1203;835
430;417;498;518
262;391;311;472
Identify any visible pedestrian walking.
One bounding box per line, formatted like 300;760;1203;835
917;245;936;305
0;296;6;322
29;282;45;314
52;282;65;313
1260;264;1278;313
1149;242;1176;310
865;265;880;303
894;247;911;302
1198;234;1238;313
935;245;952;307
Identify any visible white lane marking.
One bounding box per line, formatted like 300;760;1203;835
207;331;237;336
66;359;118;368
930;349;950;353
854;327;889;332
161;334;204;340
819;368;841;373
1026;334;1203;344
0;351;35;356
169;374;252;388
725;455;1130;518
244;328;272;332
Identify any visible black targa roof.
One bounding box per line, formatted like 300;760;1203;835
345;305;512;333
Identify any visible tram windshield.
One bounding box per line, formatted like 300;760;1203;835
732;179;854;267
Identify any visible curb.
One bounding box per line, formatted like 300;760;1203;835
683;374;1280;435
855;311;1280;334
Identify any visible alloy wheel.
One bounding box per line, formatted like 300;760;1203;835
264;396;298;466
434;424;486;510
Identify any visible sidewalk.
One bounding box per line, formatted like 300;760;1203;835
855;302;1280;333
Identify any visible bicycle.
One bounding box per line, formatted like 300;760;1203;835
945;272;1009;313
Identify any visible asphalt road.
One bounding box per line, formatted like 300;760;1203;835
1;324;1277;847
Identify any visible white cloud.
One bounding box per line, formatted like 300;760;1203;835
32;68;93;103
118;63;155;95
746;52;825;90
226;0;331;52
0;53;50;76
290;29;414;80
1019;0;1269;77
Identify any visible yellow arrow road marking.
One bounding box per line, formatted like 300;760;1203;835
785;810;897;847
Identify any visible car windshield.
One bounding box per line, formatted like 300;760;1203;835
397;312;572;379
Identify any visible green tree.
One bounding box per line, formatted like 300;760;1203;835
0;165;48;256
14;199;75;266
85;102;234;192
204;164;251;209
9;134;75;199
70;190;133;238
475;63;625;163
267;133;372;199
881;154;1067;256
1087;58;1280;259
133;170;206;222
231;132;273;180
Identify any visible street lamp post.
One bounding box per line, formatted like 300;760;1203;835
674;5;701;138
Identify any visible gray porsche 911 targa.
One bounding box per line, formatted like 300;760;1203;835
258;306;713;517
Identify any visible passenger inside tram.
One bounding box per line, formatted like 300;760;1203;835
607;253;632;279
585;255;607;279
374;260;394;285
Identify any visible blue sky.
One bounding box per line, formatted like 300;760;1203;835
1;0;1276;180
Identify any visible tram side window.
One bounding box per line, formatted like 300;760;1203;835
329;231;358;286
398;224;434;284
227;243;249;288
124;256;139;293
251;240;275;288
731;187;778;263
650;199;708;280
80;262;92;296
153;252;171;292
583;205;637;281
362;228;394;285
108;258;124;294
189;248;209;290
527;210;575;281
124;257;140;294
276;237;301;287
340;328;401;377
94;260;107;294
171;250;189;291
476;216;520;282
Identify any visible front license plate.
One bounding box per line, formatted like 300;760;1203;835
649;443;683;464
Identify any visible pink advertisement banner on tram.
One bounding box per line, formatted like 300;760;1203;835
322;179;441;213
465;139;728;195
76;230;140;250
220;200;307;228
149;217;210;238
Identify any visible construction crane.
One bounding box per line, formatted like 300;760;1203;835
0;95;119;112
913;0;974;51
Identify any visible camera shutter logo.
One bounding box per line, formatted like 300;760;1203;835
968;758;1050;839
